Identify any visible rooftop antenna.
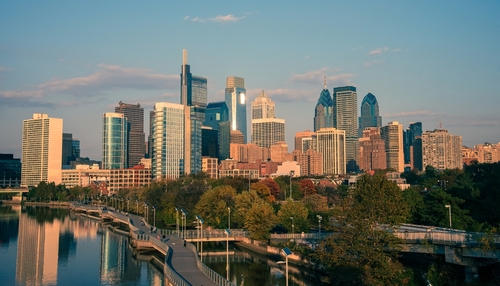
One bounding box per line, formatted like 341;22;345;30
182;49;188;65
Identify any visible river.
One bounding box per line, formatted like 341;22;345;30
0;205;319;286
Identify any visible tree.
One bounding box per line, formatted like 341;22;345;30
261;178;280;198
245;201;276;240
313;173;413;285
195;185;236;228
233;190;262;228
277;200;309;233
300;179;316;197
302;193;329;214
250;182;275;203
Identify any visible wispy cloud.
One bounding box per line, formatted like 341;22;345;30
246;88;318;103
184;14;246;23
383;110;441;117
290;68;354;86
368;47;389;55
393;48;401;52
350;46;363;51
364;60;385;67
0;66;12;72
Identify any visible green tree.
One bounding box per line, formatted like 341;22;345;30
245;201;276;240
250;182;275;202
277;200;309;233
313;173;412;285
233;190;262;228
194;185;236;228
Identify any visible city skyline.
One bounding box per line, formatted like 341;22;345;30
1;2;499;160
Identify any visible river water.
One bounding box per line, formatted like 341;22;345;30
0;205;319;286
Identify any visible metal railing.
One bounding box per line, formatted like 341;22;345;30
396;230;500;245
270;232;328;240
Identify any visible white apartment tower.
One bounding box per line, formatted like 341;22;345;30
251;90;285;149
422;129;462;170
21;113;63;187
380;121;404;172
315;127;346;175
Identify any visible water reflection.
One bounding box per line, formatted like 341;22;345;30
0;205;164;286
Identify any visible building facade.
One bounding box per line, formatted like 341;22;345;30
358;92;382;137
202;157;218;179
333;86;358;173
404;122;423;166
314;78;334;132
358;127;387;171
21;113;63;187
225;76;247;142
380;121;404;172
0;153;21;188
102;113;128;170
294;130;316;152
315;127;346;175
421;129;462;171
115;101;146;167
291;149;323;176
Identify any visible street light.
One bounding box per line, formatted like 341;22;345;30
289;170;295;200
280;247;292;286
135;199;138;214
152;206;156;228
197;215;204;261
228;207;231;231
445;204;452;229
317;215;322;234
225;228;232;280
175;207;180;237
290;216;294;237
181;208;187;239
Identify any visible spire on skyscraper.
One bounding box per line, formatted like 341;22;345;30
324;75;327;89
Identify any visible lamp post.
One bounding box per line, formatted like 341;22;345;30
445;204;452;241
152;206;156;228
228;207;231;231
317;215;322;234
280;247;292;286
181;208;187;239
225;228;232;280
135;199;138;214
175;207;179;237
197;215;204;261
290;216;294;237
289;170;295;200
144;203;148;224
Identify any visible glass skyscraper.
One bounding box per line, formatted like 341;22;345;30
225;76;247;142
404;122;423;165
314;78;334;132
115;101;145;168
358;92;382;137
205;101;230;161
102;113;128;170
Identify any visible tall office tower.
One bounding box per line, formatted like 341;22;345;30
62;133;74;167
315;128;346;175
147;110;154;159
421;129;462;171
151;102;190;180
21;113;63;187
102;113;128;170
403;122;423;166
205;102;230;161
314;77;334;132
115;101;146;167
358;127;387;171
0;154;21;187
225;76;247;142
333;86;358;173
380;121;404;172
201;126;219;159
72;138;80;159
294;130;316;152
358;92;382;137
251;91;285;148
180;50;206;174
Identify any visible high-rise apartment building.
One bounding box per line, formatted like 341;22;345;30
115;101;146;167
251;90;285;149
358;127;387;171
380;121;404;172
294;130;316;152
358;92;382;137
333;86;358;172
180;49;206;174
102;113;128;170
314;77;334;132
225;76;247;142
403;122;423;166
269;141;290;163
21;113;63;187
291;149;323;176
421;129;462;171
151;102;190;180
315;127;346;175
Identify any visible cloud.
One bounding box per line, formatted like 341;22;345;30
350;46;363;51
364;60;385;67
211;14;245;22
383;110;440;117
38;64;178;95
290;68;354;86
0;66;12;72
184;15;205;22
369;47;389;55
393;48;401;52
246;88;318;103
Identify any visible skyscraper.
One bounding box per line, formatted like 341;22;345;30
421;129;462;171
358;92;382;137
102;113;128;170
225;76;247;142
294;130;316;152
358;127;387;171
21;113;63;187
251;90;285;149
404;122;423;166
180;49;206;174
115;101;146;167
315;127;346;175
333;86;358;172
62;133;74;167
205;101;230;161
314;77;334;132
151;102;190;180
380;121;404;172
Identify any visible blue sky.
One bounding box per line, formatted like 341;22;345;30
1;1;499;160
